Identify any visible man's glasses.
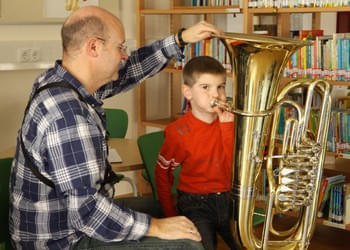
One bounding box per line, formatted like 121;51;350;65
96;37;128;53
116;43;128;53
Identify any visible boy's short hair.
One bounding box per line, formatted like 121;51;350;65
183;56;226;87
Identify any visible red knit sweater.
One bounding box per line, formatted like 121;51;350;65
155;111;234;217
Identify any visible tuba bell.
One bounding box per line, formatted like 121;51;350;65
211;33;332;249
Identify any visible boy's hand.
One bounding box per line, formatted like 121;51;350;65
181;21;223;44
146;216;201;242
214;106;234;123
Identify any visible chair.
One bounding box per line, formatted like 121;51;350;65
137;131;180;200
105;108;128;138
0;157;13;250
104;108;136;197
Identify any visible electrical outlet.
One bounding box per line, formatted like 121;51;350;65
17;48;31;62
30;48;40;62
17;47;41;62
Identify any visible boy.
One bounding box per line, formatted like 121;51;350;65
155;56;236;250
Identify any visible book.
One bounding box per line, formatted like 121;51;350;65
344;183;350;225
299;29;324;40
318;178;329;210
317;175;346;218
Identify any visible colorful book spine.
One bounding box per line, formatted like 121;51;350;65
317;175;346;218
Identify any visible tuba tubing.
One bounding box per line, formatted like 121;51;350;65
212;33;332;250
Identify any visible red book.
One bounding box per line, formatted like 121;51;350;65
317;178;328;210
299;30;324;40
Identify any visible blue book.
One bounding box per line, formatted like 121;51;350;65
348;113;350;149
328;185;334;221
317;175;346;218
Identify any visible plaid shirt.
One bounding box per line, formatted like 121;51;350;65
9;35;182;250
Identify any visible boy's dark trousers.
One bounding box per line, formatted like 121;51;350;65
177;190;238;250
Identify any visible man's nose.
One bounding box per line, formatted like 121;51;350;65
121;51;129;60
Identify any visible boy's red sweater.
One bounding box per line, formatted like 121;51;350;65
155;111;234;217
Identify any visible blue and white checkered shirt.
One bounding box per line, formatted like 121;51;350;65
9;35;182;250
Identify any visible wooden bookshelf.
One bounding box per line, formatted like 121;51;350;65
136;1;350;246
137;1;350;134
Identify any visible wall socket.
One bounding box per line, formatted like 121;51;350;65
17;48;40;62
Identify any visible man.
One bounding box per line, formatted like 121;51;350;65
9;5;222;250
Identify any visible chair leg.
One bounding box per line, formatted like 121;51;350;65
122;177;138;197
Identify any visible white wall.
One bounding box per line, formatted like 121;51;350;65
0;2;139;152
0;1;140;196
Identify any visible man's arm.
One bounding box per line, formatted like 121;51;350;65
97;20;222;99
96;35;182;99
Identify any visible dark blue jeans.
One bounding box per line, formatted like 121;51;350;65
73;196;203;250
177;191;238;250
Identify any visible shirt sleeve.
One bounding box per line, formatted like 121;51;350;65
219;121;234;178
155;127;184;217
44;112;150;242
96;35;183;100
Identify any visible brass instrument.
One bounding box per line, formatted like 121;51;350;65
212;33;332;249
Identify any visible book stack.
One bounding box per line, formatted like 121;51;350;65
189;0;240;6
317;175;350;226
327;110;350;158
175;37;231;71
284;31;350;81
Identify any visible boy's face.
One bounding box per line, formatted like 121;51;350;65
183;73;226;118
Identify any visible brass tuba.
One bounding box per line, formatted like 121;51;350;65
211;33;332;249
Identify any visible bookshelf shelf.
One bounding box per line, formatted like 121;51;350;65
338;96;350;101
248;6;350;14
140;7;241;15
282;78;350;87
164;69;350;87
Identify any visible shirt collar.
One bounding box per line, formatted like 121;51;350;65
54;60;103;108
187;110;219;126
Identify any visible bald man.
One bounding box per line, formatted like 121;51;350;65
9;6;222;250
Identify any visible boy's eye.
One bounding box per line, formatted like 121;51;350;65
218;85;226;90
201;85;209;90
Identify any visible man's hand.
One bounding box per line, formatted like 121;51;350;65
180;21;223;44
146;216;201;242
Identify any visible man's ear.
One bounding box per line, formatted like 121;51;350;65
85;38;99;57
182;84;192;101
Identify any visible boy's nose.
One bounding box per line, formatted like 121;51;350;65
211;90;219;98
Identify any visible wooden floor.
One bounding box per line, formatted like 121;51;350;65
217;218;350;250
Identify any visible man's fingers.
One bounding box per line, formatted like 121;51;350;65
182;20;222;43
185;229;202;241
177;216;202;241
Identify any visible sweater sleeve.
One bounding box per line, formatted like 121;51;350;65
219;121;234;181
155;127;184;217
